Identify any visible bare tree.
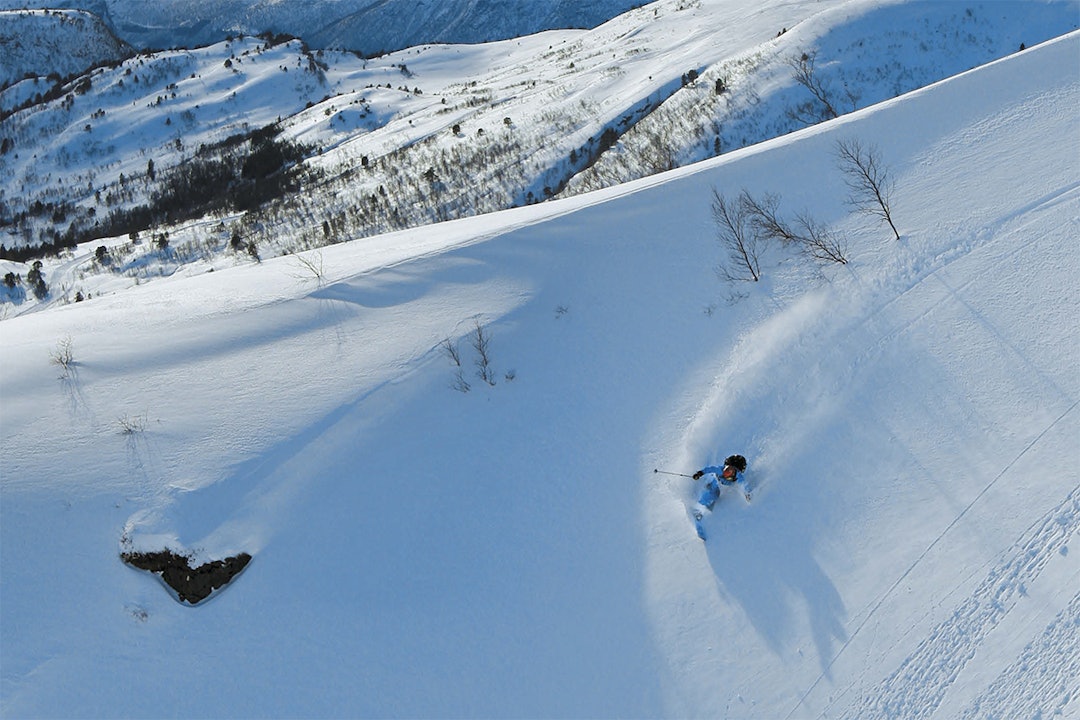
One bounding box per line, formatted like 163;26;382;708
786;51;859;127
835;138;900;240
741;191;799;246
738;189;846;266
440;337;463;367
291;250;325;285
791;211;848;264
740;191;848;265
711;188;762;282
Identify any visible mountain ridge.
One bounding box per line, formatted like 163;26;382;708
0;0;646;54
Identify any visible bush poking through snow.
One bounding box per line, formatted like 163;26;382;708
452;371;471;393
440;336;463;367
471;320;497;386
50;335;75;377
118;413;148;435
442;323;499;390
441;337;470;393
791;211;848;265
292;250;325;285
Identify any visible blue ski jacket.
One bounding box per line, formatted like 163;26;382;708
701;464;739;483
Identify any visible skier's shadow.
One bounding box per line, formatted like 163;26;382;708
702;486;847;675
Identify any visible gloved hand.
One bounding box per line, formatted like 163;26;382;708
692;471;704;480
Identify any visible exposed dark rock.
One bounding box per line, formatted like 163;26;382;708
122;549;252;605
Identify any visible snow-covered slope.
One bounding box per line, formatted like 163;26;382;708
0;8;130;90
565;0;1080;195
2;24;1077;720
3;0;1076;318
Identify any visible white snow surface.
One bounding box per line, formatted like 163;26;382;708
2;11;1080;720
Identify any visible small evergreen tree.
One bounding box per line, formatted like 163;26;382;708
26;261;48;299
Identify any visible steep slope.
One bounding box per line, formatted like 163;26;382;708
2;29;1077;720
0;8;131;90
564;0;1079;195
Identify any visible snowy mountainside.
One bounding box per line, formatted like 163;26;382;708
0;0;645;53
307;0;651;56
1;34;329;250
1;29;1077;718
1;0;836;264
0;8;131;90
565;0;1080;195
3;0;1077;321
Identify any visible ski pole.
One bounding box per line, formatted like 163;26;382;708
653;468;695;479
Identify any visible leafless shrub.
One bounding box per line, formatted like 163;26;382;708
835;138;900;240
441;337;470;392
451;369;471;393
792;211;848;264
440;337;463;367
292;250;325;285
127;605;149;623
118;412;149;435
471;320;497;386
50;335;75;378
741;191;799;246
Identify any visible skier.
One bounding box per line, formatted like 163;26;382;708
692;454;750;525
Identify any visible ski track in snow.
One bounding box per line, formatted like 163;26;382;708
837;482;1080;720
958;589;1080;720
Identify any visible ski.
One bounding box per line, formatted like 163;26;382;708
692;508;707;540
